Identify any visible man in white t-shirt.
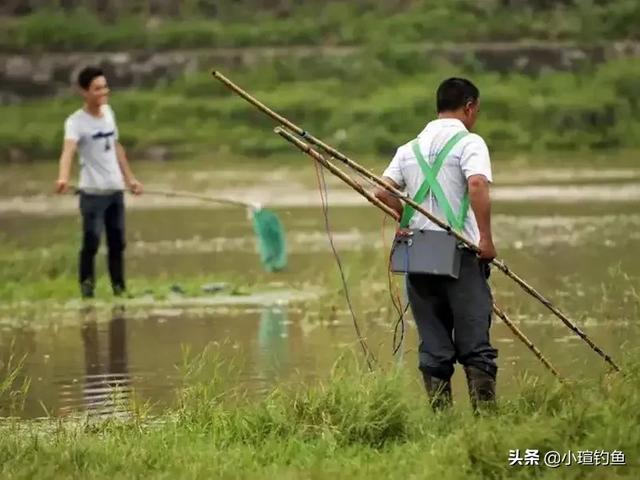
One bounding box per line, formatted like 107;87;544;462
56;66;143;298
376;78;498;411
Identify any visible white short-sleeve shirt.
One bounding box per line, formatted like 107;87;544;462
382;118;492;244
64;104;125;192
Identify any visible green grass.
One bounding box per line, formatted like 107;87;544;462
2;0;640;52
0;349;638;479
0;243;251;305
3;56;640;162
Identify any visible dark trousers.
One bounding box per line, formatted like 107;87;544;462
79;192;126;296
406;249;498;381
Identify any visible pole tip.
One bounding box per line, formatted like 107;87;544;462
211;69;220;77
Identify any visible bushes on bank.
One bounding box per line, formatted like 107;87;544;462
1;1;640;53
3;56;640;161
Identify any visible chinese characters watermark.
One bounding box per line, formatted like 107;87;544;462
508;449;626;468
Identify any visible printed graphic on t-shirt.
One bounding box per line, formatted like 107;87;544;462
91;130;115;151
64;105;125;191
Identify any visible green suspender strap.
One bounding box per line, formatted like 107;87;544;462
399;131;470;231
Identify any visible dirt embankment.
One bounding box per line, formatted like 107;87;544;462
2;41;640;102
2;168;639;216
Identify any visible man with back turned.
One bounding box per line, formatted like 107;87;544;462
55;66;143;299
375;78;498;411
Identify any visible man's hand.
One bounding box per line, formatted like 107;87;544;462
478;236;497;261
55;177;70;194
57;139;76;194
129;179;144;195
395;228;413;237
116;143;142;195
468;174;495;261
375;177;404;220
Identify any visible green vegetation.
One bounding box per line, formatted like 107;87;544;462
3;56;640;161
3;1;640;162
0;350;638;479
0;349;30;417
2;4;639;477
1;1;639;52
0;238;252;304
2;211;639;329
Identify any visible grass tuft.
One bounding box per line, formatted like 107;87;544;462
1;350;639;478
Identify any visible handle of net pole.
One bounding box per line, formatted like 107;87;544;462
244;202;262;220
66;184;80;195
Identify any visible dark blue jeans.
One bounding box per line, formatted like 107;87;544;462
406;249;498;381
79;191;126;297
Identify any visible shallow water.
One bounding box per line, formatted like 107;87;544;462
1;163;639;418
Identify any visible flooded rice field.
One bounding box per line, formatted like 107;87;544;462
1;162;639;418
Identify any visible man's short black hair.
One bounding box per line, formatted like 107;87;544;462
436;77;479;113
77;66;104;90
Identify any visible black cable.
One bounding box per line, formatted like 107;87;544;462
314;162;376;371
387;241;406;357
331;155;410;359
389;242;412;357
323;155;412;361
392;302;410;357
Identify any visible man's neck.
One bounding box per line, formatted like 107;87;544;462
437;112;466;124
436;112;470;130
83;103;103;117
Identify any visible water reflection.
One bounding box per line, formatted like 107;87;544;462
256;306;289;384
59;305;131;418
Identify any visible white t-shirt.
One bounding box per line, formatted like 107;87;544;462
64;104;125;192
382;118;492;244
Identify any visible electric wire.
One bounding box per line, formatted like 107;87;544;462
312;160;376;371
328;155;410;358
383;216;408;357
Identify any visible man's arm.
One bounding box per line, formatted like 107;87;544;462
468;174;496;260
374;178;403;221
115;142;143;195
56;139;77;193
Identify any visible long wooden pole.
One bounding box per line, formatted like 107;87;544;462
71;186;254;209
142;188;253;209
212;70;619;373
491;304;562;381
275;127;563;381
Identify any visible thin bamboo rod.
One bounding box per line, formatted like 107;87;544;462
142;188;253;209
491;304;563;380
71;186;253;209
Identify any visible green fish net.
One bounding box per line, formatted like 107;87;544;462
251;208;287;272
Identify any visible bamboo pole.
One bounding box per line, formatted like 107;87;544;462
275;126;563;381
142;188;254;209
71;186;254;209
491;304;562;380
212;70;620;373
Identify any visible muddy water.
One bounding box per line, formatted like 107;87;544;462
1;166;639;418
